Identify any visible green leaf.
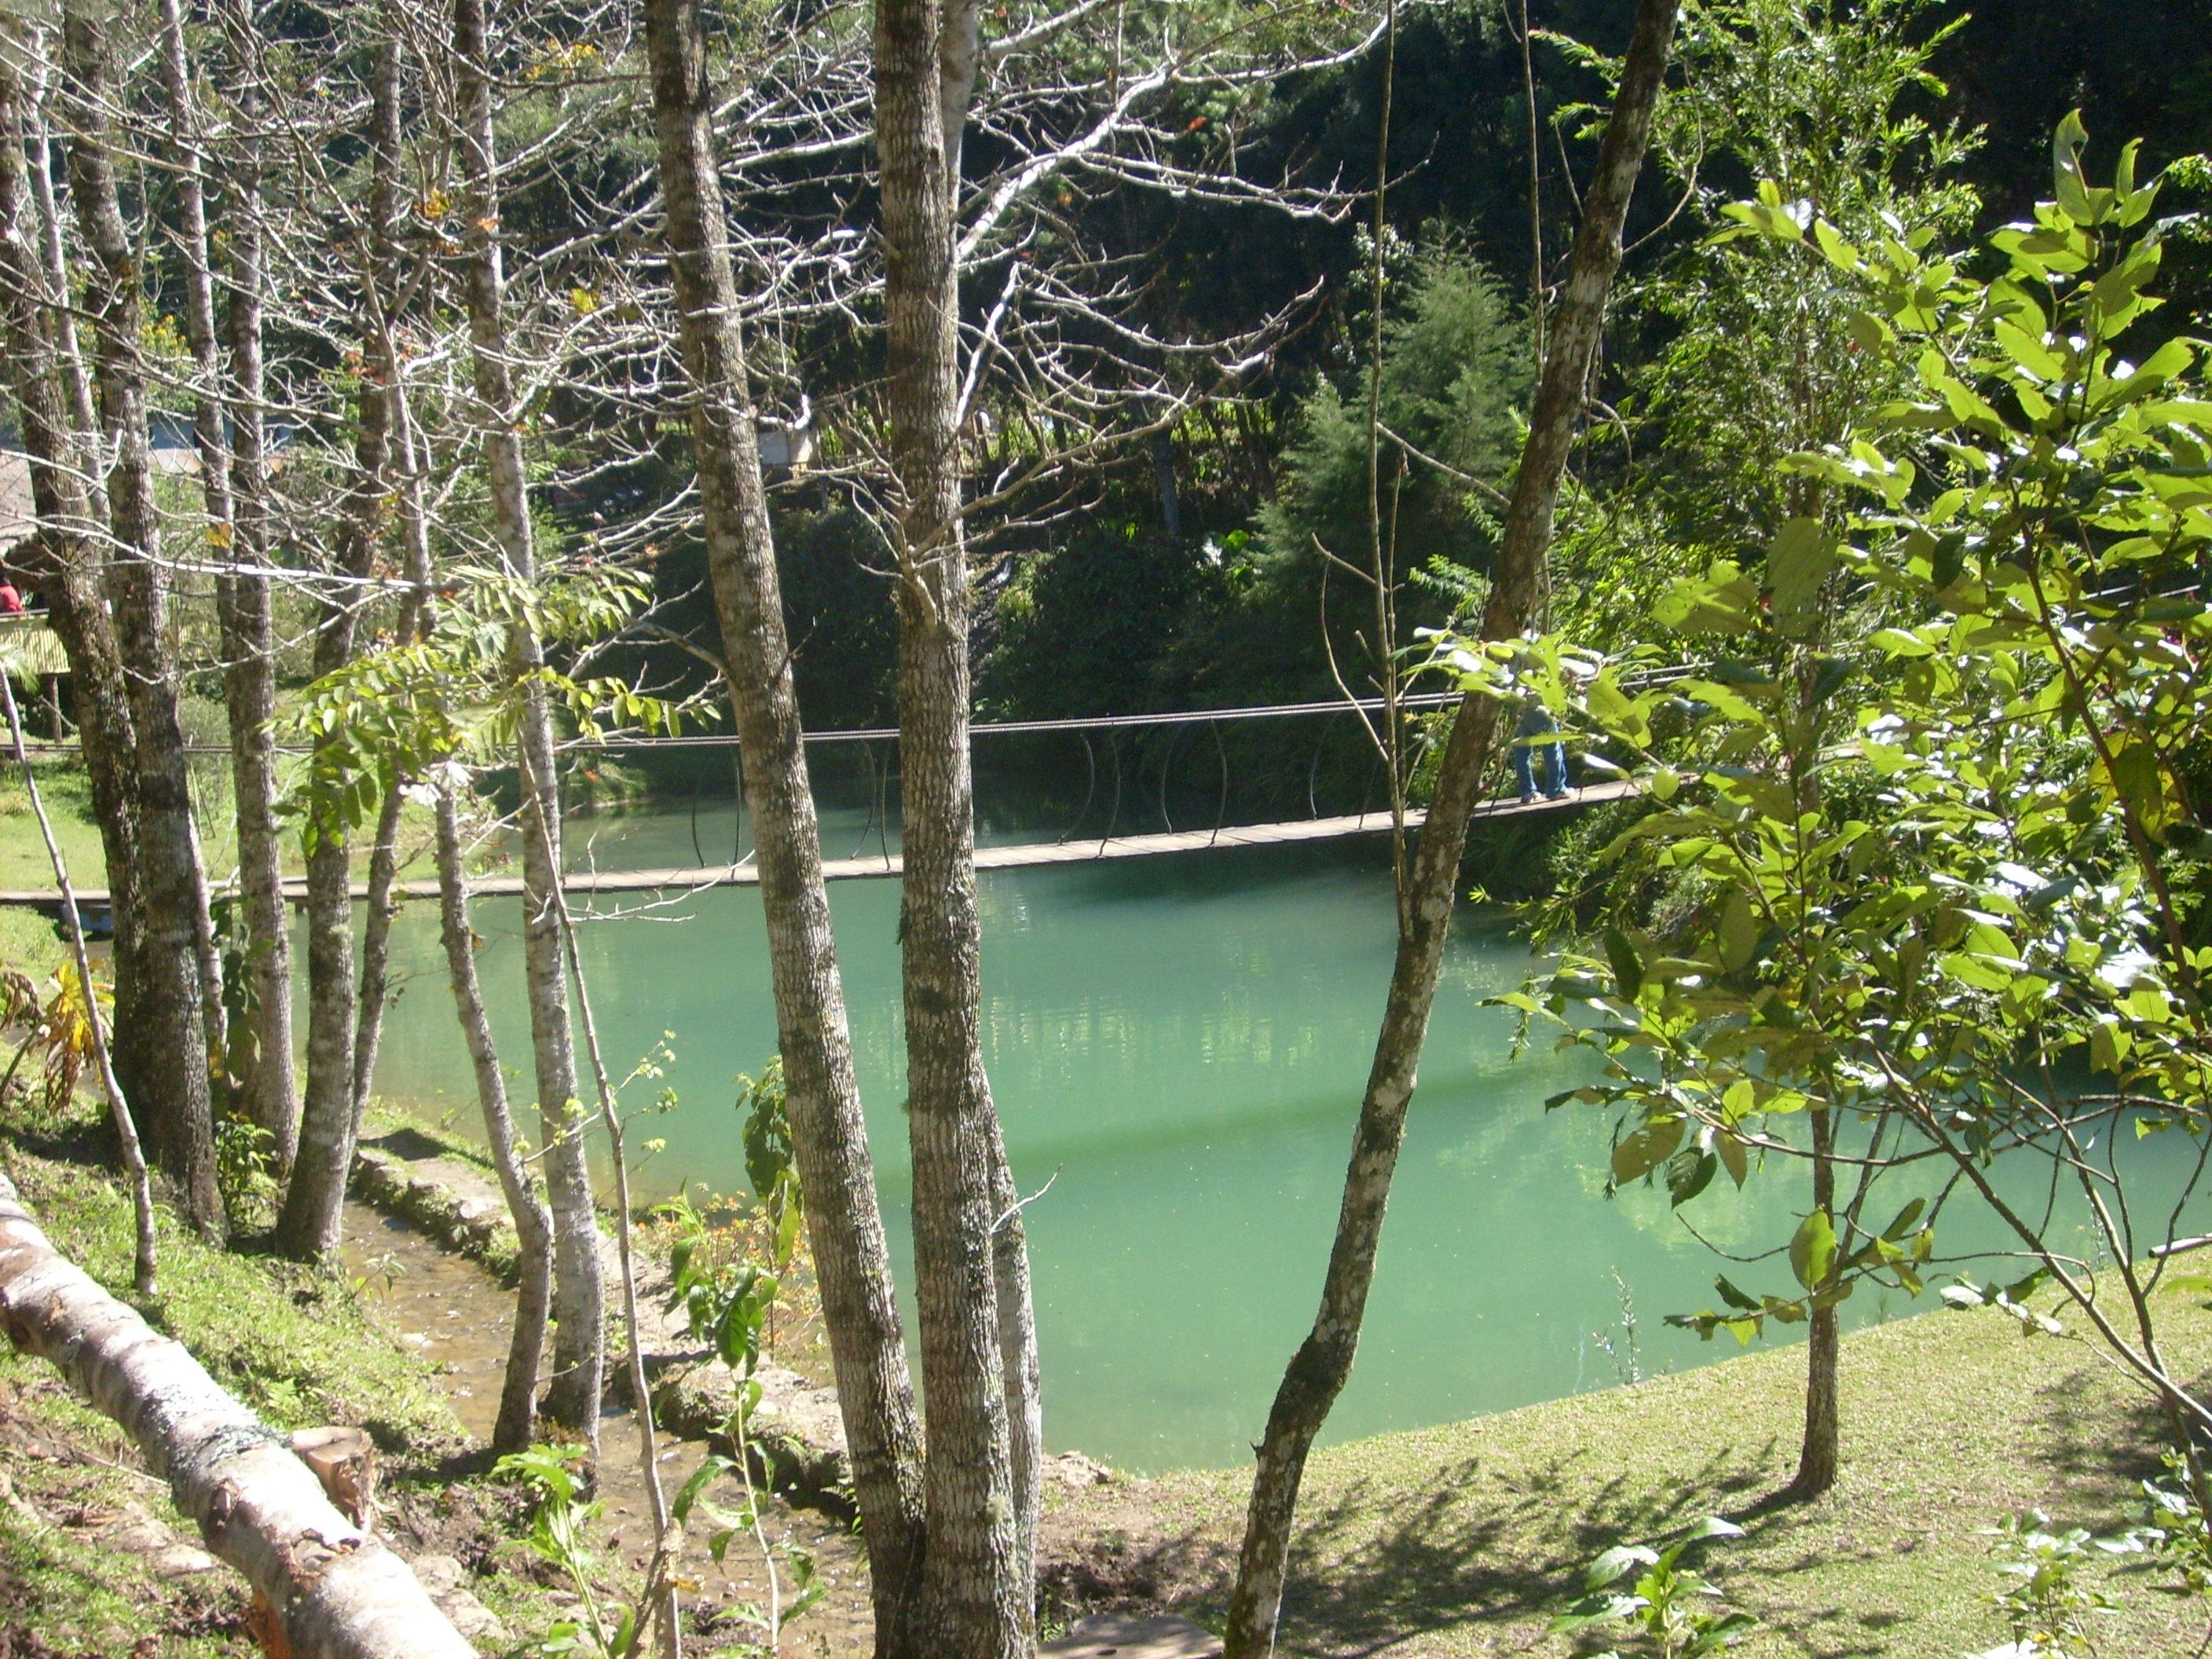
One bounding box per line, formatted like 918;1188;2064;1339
1666;1148;1718;1207
1994;318;2065;383
2053;109;2094;223
1584;1544;1660;1590
1718;888;1757;972
1604;928;1644;999
1789;1209;1837;1291
1715;1275;1760;1312
1767;518;1838;635
1613;1115;1686;1185
2089;1020;2133;1074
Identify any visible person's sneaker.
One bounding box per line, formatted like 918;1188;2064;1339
1518;790;1537;805
1545;787;1570;800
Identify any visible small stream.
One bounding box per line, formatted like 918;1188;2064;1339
340;1199;876;1655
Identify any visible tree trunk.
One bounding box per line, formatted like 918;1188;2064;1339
1221;5;1679;1651
0;1171;479;1659
876;0;1038;1647
638;1;928;1644
60;0;225;1242
214;0;298;1167
276;35;401;1262
0;90;157;1294
350;784;406;1121
374;234;554;1455
1792;1104;1840;1496
154;0;238;1101
452;0;603;1436
9;56;137;1086
435;787;555;1455
0;46;143;1042
22;64;107;533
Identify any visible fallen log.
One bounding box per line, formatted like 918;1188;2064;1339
0;1170;477;1659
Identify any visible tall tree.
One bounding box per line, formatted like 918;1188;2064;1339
0;46;149;1178
451;0;605;1434
875;0;1042;1648
1623;0;1972;1497
639;0;928;1643
1222;2;1681;1651
273;29;401;1261
59;0;225;1239
211;0;299;1166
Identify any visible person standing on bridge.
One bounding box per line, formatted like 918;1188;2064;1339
1513;694;1570;804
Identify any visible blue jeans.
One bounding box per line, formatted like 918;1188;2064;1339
1516;736;1567;797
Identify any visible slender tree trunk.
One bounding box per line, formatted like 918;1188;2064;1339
1793;1104;1840;1496
0;45;144;1052
435;787;555;1454
153;0;236;1096
876;1;1038;1648
23;66;106;532
0;84;156;1293
638;2;927;1646
15;54;135;1088
452;0;602;1436
60;0;225;1241
560;899;682;1659
214;0;298;1167
276;36;401;1262
1221;5;1679;1651
374;254;554;1453
350;786;405;1120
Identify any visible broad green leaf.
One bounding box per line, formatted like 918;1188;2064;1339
2052;109;2094;223
1604;928;1644;999
1767;518;1837;635
1613;1115;1686;1185
1718;888;1757;972
1789;1209;1837;1291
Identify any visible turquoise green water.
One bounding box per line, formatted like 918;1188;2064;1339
357;802;2181;1470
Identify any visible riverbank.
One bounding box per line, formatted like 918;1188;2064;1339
7;1082;2206;1657
1040;1286;2212;1655
0;1111;555;1655
0;1097;874;1657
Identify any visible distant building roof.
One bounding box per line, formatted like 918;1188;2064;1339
0;440;204;555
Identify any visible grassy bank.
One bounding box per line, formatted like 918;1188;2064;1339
9;1093;2208;1656
0;1104;581;1657
1041;1282;2212;1655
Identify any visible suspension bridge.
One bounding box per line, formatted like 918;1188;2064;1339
0;689;1645;911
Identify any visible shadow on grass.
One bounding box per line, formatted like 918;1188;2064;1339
1269;1442;1785;1658
1045;1438;1789;1659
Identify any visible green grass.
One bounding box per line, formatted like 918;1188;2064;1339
0;1342;250;1657
1;1122;463;1458
0;1109;463;1657
1046;1291;2212;1656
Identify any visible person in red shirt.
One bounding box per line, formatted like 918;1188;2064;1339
0;573;24;617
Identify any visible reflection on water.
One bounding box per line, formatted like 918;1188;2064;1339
349;804;2198;1470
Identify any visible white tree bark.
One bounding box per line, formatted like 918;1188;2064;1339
451;0;603;1434
0;1170;478;1659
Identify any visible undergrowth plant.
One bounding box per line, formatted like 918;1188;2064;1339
496;1442;637;1659
1551;1516;1756;1657
1976;1509;2140;1659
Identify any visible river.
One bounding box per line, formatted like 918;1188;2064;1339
355;793;2174;1472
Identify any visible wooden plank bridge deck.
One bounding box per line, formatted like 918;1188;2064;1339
0;778;1636;909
